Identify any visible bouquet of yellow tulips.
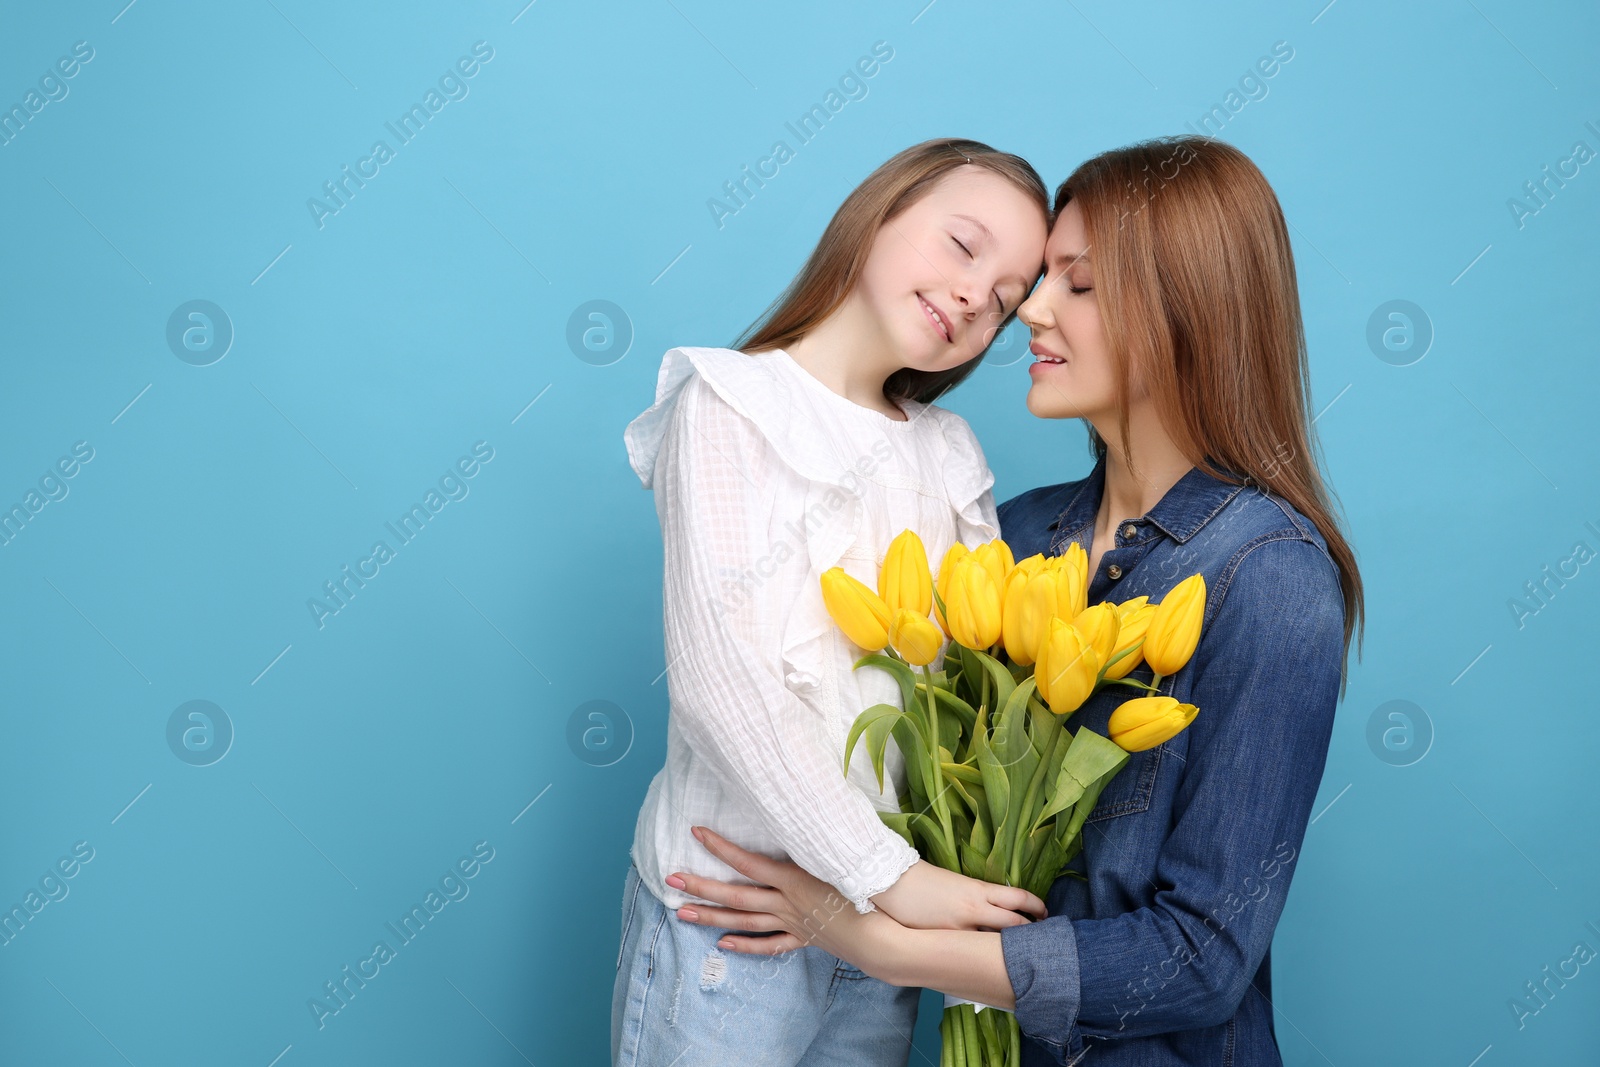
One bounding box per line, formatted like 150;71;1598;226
820;531;1207;1067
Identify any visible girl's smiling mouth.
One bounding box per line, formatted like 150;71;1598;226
918;293;952;342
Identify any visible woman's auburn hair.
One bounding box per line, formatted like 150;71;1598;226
733;137;1049;405
1060;135;1364;669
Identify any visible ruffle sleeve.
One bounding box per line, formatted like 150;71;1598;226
928;406;1002;544
624;347;878;694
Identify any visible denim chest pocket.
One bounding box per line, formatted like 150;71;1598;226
1086;743;1162;823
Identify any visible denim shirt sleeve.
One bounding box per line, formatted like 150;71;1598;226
999;535;1346;1059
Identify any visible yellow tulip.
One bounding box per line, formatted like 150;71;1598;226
1070;602;1121;672
933;542;970;637
1108;696;1199;752
1144;574;1207;676
888;608;944;666
879;529;933;617
1103;597;1156;680
1001;555;1049;665
945;556;1003;649
820;567;892;651
1056;542;1089;619
971;539;1015;597
1034;617;1101;716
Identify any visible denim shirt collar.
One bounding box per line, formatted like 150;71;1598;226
1046;453;1250;554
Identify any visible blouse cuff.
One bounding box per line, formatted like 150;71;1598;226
835;834;920;915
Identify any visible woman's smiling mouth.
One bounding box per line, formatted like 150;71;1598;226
918;293;952;342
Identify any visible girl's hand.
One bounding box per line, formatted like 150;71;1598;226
868;859;1047;932
666;826;900;970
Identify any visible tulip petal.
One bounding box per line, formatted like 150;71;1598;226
1144;574;1207;676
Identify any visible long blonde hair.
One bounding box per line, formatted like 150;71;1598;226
735;138;1047;405
1060;136;1364;664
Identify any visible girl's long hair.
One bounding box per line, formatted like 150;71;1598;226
734;137;1048;405
1059;136;1364;667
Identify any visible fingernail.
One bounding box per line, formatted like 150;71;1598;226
718;938;734;949
678;908;699;922
665;874;686;890
691;826;704;841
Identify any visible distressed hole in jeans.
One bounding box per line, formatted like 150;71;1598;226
700;948;728;990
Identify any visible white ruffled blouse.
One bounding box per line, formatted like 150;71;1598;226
623;346;1000;914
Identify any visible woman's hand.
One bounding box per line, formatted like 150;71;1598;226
869;859;1047;932
665;826;902;975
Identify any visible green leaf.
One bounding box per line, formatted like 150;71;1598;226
855;653;918;716
966;646;1018;716
1059;748;1127;846
941;761;985;785
879;811;916;848
890;716;930;813
991;676;1037;771
973;709;1010;841
909;812;958;870
843;703;912;792
983;678;1041;880
922;680;977;732
1018;709;1064;833
958;840;989;881
932;690;964;756
1028;693;1059;758
983;821;1011;885
943;770;980;818
967;784;993;854
1021;822;1049;873
1051;729;1130;844
1023;832;1067;901
1000;743;1041;881
1036;728;1127;823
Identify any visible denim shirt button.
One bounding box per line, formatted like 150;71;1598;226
1107;564;1123;579
1121;523;1138;539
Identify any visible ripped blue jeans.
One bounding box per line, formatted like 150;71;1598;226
611;861;919;1066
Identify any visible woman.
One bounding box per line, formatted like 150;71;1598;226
662;135;1363;1066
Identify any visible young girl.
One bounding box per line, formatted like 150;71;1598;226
613;139;1051;1065
666;136;1364;1067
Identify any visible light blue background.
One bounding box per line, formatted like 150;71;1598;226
1;0;1596;1063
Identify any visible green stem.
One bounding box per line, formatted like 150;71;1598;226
962;1005;981;1065
976;1004;1001;1062
921;663;957;860
981;666;991;722
1010;724;1058;886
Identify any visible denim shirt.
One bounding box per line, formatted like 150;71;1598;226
995;454;1347;1067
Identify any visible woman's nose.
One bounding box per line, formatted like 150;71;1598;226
1017;291;1048;330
